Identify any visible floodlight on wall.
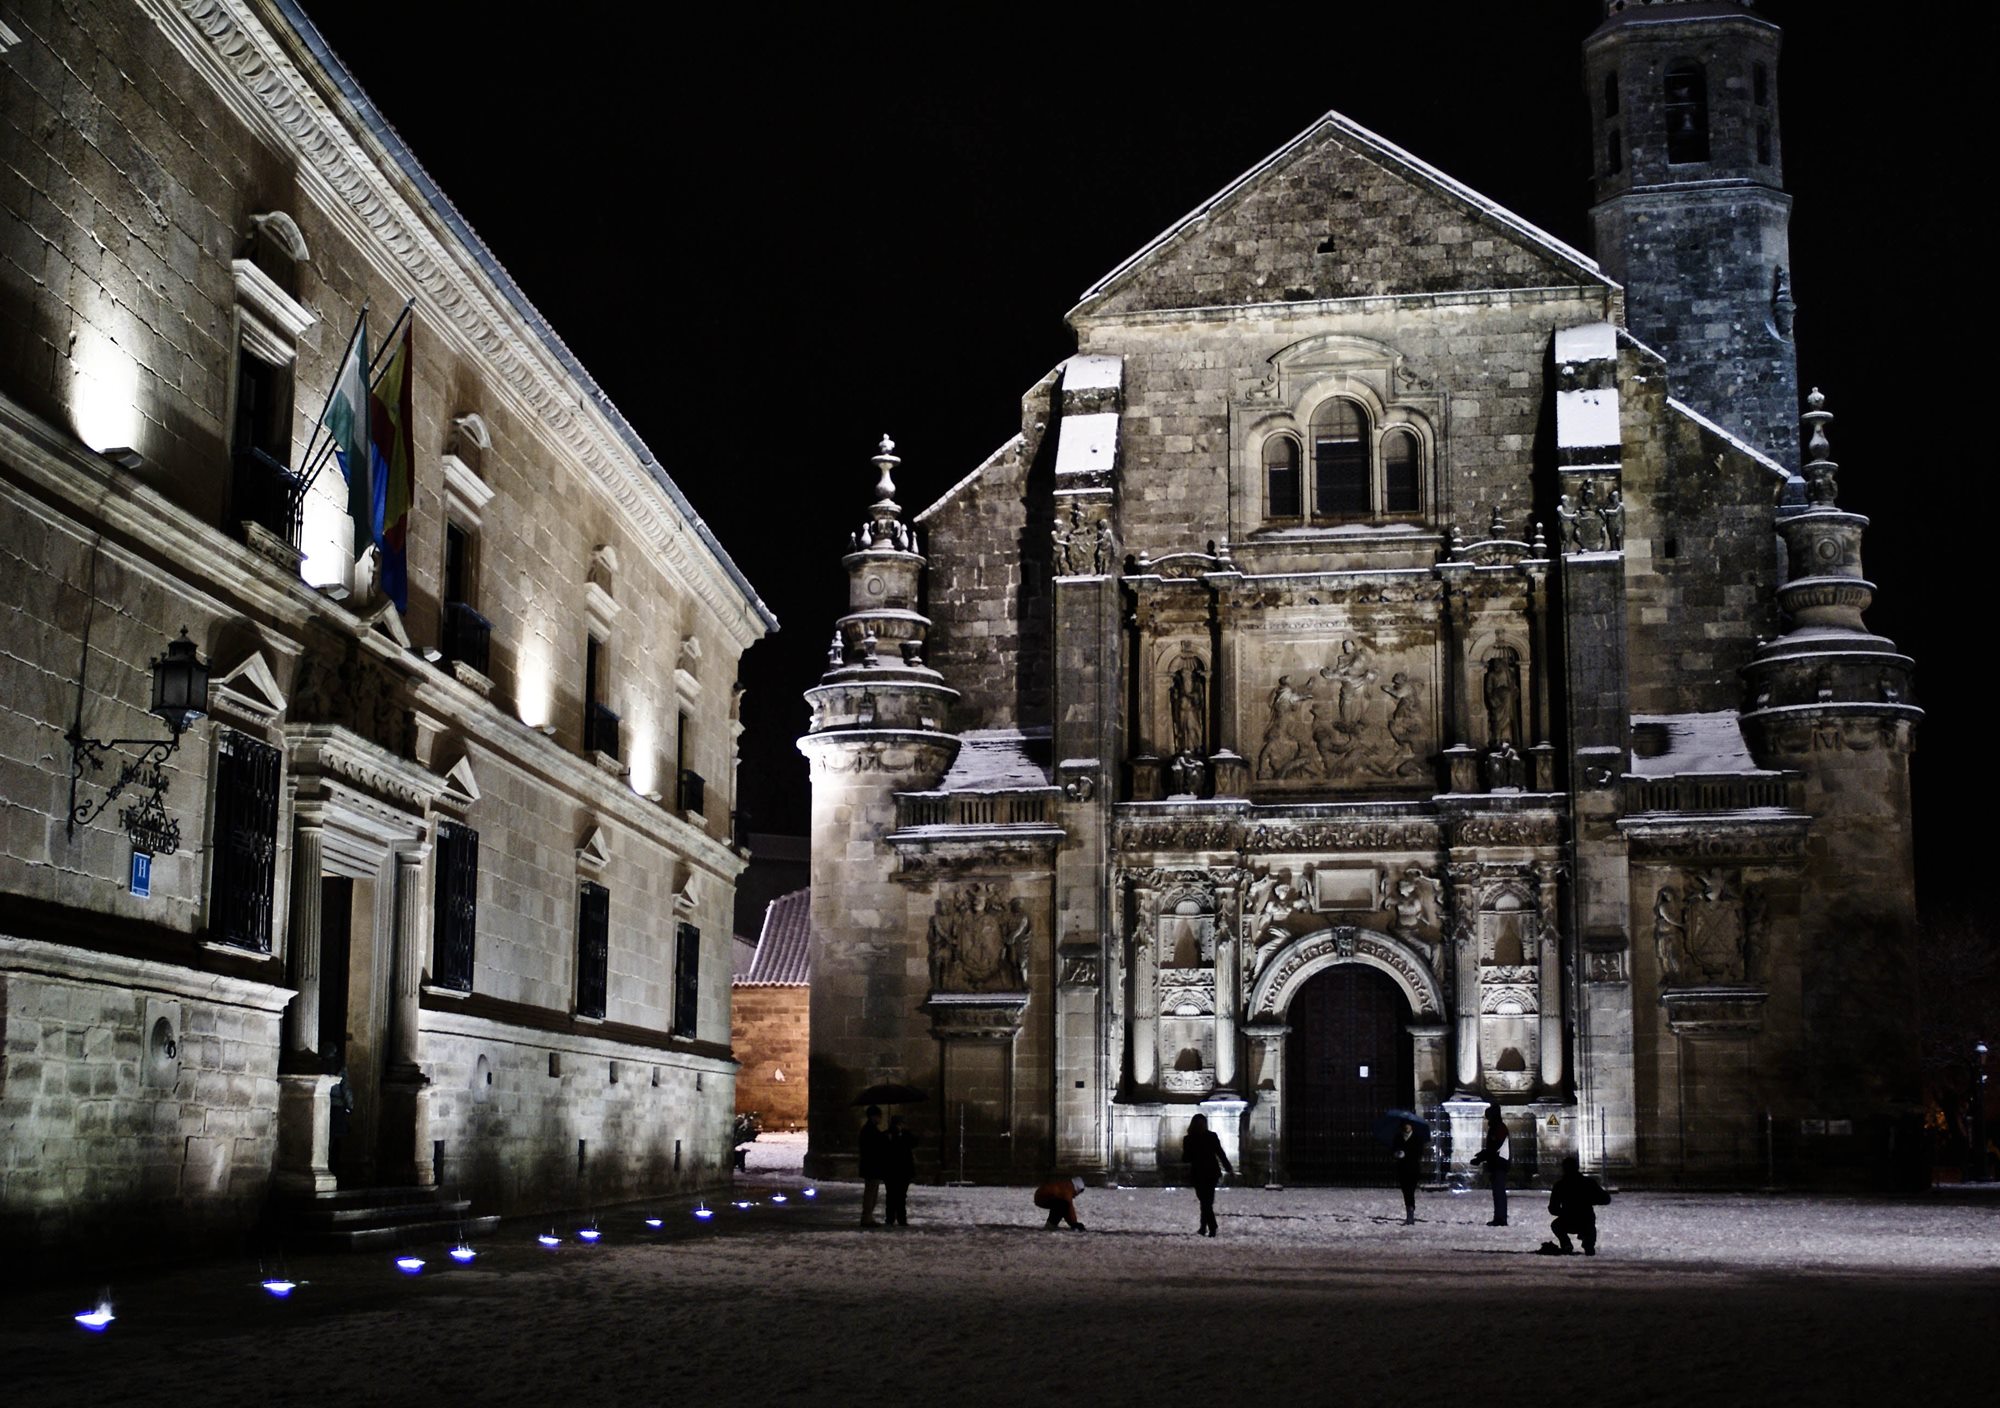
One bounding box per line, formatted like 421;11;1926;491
66;628;210;855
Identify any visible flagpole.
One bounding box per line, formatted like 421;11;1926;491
292;302;367;501
296;298;414;499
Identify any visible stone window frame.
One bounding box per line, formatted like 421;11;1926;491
1244;377;1437;529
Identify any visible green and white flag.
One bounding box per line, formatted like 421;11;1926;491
325;313;371;550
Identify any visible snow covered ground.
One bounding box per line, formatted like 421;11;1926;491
8;1179;1996;1407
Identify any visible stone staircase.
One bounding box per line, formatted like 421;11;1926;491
273;1185;501;1252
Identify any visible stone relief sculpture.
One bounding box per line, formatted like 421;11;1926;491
927;885;1031;993
1245;865;1312;946
1379;865;1442;943
1052;501;1116;576
1558;478;1624;553
1652;870;1764;985
1253;639;1429;783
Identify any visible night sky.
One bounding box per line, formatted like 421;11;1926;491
296;4;1986;913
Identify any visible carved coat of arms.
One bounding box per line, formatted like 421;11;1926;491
928;884;1031;993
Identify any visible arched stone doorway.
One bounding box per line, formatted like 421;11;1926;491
1284;964;1412;1184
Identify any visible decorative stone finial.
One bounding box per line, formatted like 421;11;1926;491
872;434;901;506
1531;520;1548;556
1490;506;1506;540
1800;389;1838;506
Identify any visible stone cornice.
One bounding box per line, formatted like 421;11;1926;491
0;935;294;1012
149;0;775;649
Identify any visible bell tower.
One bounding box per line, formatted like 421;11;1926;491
798;437;959;1179
1585;0;1800;468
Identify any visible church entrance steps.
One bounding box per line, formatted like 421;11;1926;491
270;1185;500;1251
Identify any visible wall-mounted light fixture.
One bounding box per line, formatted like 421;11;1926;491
66;628;210;855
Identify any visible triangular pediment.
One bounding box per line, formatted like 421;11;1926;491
577;825;612;876
1071;112;1608;321
210;648;288;723
436;753;481;814
364;599;413;650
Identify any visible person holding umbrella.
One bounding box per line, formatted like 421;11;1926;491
1181;1113;1234;1237
857;1105;886;1227
883;1114;916;1227
1468;1102;1512;1226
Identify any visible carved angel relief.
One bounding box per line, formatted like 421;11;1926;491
1254;638;1428;783
927;884;1031;993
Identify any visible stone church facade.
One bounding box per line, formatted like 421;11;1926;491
0;0;773;1247
803;2;1920;1187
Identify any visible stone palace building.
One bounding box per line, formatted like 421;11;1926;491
802;1;1920;1187
0;0;773;1248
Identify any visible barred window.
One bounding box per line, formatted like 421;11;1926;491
577;881;610;1020
1311;399;1370;517
433;821;479;992
673;921;700;1038
210;728;280;952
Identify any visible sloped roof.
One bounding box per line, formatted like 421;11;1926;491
737;888;812;987
1071;109;1606;318
937;729;1054;792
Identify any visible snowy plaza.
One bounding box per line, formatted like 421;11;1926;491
9;1161;1997;1408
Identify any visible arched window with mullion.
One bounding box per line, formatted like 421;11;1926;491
1664;61;1709;164
1311;399;1370;517
1264;434;1302;518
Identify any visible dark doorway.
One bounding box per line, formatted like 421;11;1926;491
318;876;353;1059
1285;963;1412;1184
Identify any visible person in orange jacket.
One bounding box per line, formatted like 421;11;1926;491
1032;1175;1087;1230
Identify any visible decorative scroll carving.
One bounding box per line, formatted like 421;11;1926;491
1652;870;1765;985
927;884;1031;993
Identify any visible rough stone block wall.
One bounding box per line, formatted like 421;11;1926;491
1617;344;1783;716
422;1021;734;1214
731;985;807;1129
0;955;284;1248
1089;129;1589;316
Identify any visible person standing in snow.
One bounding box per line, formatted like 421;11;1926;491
883;1114;916;1227
1468;1103;1511;1226
1543;1154;1612;1255
1181;1113;1233;1237
1033;1175;1087;1231
1391;1120;1425;1225
857;1105;886;1227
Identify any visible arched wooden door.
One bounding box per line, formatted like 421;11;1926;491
1285;963;1413;1184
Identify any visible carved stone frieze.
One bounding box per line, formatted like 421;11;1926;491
1253;927;1443;1019
1160;970;1215;1016
1624;822;1806;863
1450;811;1561;849
1117;818;1241;852
924;993;1031;1040
1058;950;1101;987
1247;817;1440;852
1252;637;1431;785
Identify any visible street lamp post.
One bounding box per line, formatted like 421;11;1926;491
1972;1041;1990;1183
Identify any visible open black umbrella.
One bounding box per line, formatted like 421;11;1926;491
853;1083;927;1107
1373;1109;1432;1145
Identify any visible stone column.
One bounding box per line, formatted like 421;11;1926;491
1535;862;1563;1088
1449;863;1482;1089
381;842;435;1187
1526;568;1552;745
1130;878;1159;1091
1212;874;1240;1092
1242;1021;1290;1185
284;819;326;1061
1408;1023;1450;1106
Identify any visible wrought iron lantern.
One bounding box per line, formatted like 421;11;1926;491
66;627;211;855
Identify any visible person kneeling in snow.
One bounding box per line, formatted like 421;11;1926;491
1033;1175;1087;1231
1542;1154;1611;1256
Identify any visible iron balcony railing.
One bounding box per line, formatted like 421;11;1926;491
230;446;302;548
585;702;621;761
440;600;491;677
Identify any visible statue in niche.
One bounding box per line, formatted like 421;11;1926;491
1169;657;1208;758
1383;673;1427;778
1167;751;1204;796
1484;650;1520;749
927;885;1031;993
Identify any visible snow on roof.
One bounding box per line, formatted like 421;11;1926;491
1666;397;1791;484
1557;388;1621;450
1064;355;1124;392
938;729;1054;792
1554;322;1618;363
737;888;812;987
1629;711;1776;777
1053;413;1119;477
1071;109;1606;315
